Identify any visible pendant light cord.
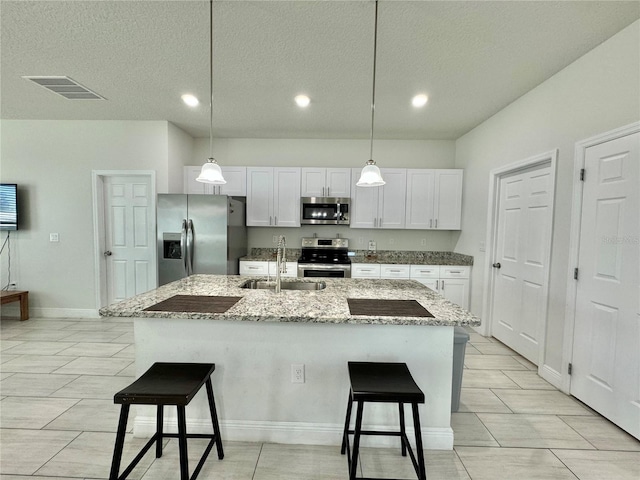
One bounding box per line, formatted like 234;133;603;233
369;0;379;161
209;0;214;160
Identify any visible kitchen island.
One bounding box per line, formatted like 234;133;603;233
100;274;480;450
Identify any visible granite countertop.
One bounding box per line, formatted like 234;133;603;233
240;249;473;266
99;274;481;327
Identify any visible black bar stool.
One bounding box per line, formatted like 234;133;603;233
341;362;426;480
109;362;224;480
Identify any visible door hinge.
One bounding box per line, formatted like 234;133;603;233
580;168;585;181
568;363;573;375
574;268;579;280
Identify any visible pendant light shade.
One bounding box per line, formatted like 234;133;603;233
357;159;385;187
357;0;385;188
196;0;226;185
196;157;226;184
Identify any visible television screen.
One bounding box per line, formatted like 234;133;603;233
0;183;18;231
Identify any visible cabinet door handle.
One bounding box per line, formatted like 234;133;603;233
269;216;272;225
374;218;377;228
275;216;278;225
430;219;433;228
441;280;445;290
327;186;330;196
322;187;325;196
435;219;438;228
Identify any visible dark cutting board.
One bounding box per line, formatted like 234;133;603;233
144;295;242;314
347;298;434;318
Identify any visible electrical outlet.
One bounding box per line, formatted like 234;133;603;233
358;237;364;245
49;233;60;243
8;282;17;290
273;235;278;243
421;238;427;246
291;364;305;383
368;240;376;252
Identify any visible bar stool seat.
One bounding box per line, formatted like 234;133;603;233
109;362;224;480
341;362;426;480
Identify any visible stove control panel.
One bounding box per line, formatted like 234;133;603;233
301;237;349;249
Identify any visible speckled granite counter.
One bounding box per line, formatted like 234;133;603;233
350;250;473;266
99;274;480;327
240;248;473;266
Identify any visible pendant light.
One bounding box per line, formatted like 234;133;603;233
356;0;385;187
196;0;226;185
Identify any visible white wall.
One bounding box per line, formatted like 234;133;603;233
0;120;172;311
453;21;640;375
190;137;458;250
167;122;195;193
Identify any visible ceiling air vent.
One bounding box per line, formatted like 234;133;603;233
22;76;105;100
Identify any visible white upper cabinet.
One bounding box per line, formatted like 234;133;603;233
300;168;351;197
246;167;301;227
183;166;246;196
350;168;406;229
405;169;463;230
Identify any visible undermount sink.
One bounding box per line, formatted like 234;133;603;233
239;279;326;291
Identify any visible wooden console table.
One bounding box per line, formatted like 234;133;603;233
1;290;29;320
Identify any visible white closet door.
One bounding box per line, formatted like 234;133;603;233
491;163;553;364
571;132;639;439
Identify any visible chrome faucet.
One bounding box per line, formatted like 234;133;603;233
275;235;287;293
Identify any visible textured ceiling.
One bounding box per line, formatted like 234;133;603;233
2;0;639;140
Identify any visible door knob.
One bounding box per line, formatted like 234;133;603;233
104;250;113;257
492;262;501;269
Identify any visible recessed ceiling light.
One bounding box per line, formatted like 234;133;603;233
182;94;199;107
294;94;310;108
412;94;428;108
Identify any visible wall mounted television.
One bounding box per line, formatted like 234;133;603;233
0;183;19;231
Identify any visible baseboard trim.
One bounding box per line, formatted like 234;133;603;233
133;416;454;450
2;307;101;319
540;364;562;390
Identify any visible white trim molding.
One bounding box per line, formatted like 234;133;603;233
133;416;454;450
561;121;640;394
481;149;558;369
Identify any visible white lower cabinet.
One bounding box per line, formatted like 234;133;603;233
239;260;297;278
410;265;470;309
351;264;381;278
380;264;411;279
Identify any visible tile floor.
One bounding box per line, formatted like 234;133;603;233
1;316;638;479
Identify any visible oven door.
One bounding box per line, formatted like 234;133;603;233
297;263;351;278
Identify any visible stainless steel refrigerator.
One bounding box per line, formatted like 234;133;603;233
157;194;247;286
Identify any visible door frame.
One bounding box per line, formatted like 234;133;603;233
561;121;640;394
481;150;558;369
91;170;157;309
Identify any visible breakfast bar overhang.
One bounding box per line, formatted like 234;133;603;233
100;275;481;450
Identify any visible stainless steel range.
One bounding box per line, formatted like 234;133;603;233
297;237;351;278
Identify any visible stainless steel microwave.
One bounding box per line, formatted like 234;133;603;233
300;197;350;225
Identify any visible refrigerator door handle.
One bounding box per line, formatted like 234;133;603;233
181;219;188;274
187;219;194;275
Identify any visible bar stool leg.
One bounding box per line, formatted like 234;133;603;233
156;405;164;458
205;378;224;460
177;406;189;480
340;392;353;455
411;403;427;480
349;401;364;480
109;404;130;480
398;402;407;457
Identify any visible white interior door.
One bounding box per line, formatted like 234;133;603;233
103;175;155;304
491;163;553;364
570;132;639;439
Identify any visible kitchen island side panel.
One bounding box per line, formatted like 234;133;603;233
133;318;454;450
